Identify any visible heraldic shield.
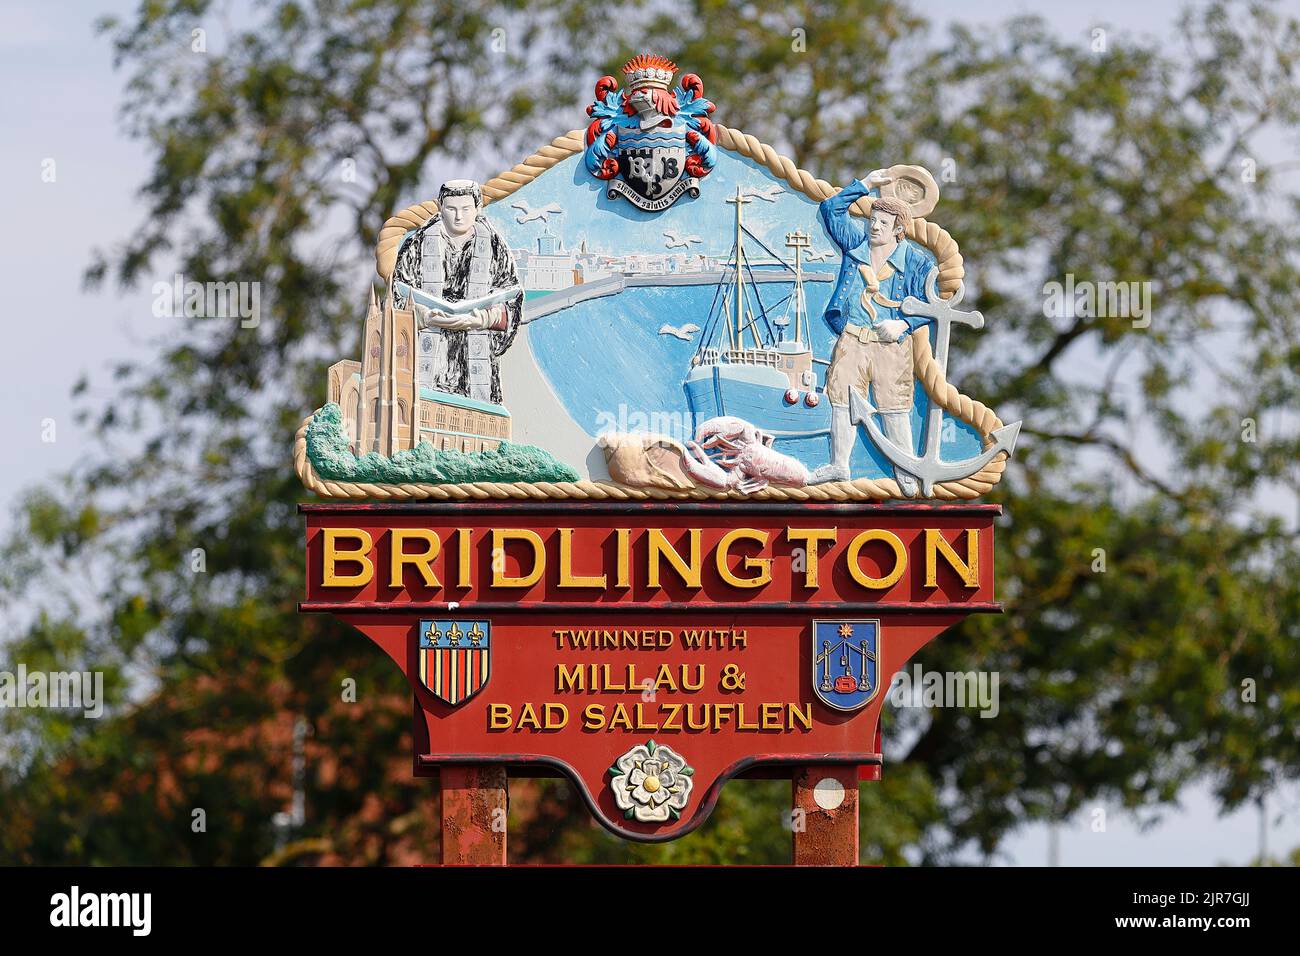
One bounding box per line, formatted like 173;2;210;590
813;620;881;712
616;123;691;205
418;620;491;706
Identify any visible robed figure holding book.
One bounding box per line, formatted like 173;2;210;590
392;179;523;405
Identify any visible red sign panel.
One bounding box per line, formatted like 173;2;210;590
301;502;999;841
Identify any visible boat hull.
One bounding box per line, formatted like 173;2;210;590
684;363;831;439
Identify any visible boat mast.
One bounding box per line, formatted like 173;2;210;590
785;229;810;346
726;186;754;350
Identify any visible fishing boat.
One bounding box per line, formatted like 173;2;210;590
683;187;831;440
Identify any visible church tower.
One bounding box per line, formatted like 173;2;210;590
357;287;419;455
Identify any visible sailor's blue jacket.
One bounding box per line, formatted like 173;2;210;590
818;178;935;338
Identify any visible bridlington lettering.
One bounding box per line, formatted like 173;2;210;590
318;524;981;593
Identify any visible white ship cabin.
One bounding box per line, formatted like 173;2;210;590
695;341;816;392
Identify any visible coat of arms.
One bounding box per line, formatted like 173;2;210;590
418;619;491;706
813;620;881;712
583;54;718;211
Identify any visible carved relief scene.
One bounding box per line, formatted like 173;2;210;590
302;55;1018;501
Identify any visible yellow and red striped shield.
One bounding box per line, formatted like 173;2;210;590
418;620;491;706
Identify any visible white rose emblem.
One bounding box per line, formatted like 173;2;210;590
608;739;694;823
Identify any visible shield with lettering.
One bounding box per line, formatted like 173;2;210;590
418;620;491;706
812;620;880;712
615;123;689;206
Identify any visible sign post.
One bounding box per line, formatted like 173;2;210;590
439;765;507;865
296;53;1018;864
793;766;861;866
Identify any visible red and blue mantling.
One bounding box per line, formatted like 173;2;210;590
583;72;718;181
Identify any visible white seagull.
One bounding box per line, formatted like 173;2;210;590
511;200;564;223
743;185;785;202
658;323;701;341
805;247;835;262
663;230;703;249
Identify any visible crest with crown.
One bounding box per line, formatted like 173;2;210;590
623;53;677;90
581;53;718;210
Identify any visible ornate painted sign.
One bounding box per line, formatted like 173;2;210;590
301;502;997;840
297;53;1017;856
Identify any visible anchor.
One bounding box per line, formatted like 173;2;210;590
849;267;1022;497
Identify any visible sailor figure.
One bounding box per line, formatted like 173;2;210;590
391;179;523;405
810;171;936;493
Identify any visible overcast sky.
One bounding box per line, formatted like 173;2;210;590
0;0;1294;866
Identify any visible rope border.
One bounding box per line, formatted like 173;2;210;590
295;412;1004;502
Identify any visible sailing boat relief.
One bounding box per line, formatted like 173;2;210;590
683;187;832;441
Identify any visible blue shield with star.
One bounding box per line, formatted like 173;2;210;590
812;620;881;712
418;620;491;706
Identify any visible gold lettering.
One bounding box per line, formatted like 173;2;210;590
684;704;710;731
583;703;606;730
846;529;907;589
737;704;759;730
661;703;683;730
785;528;838;587
789;703;813;731
543;703;568;730
491;529;545;588
389;528;440;588
488;703;512;730
556;663;584;692
615;528;632;588
456;528;472;588
925;528;980;589
609;703;633;730
634;704;659;731
716;528;771;588
712;702;734;730
322;528;374;587
646;528;702;588
557;527;607;588
517;702;541;730
602;663;627;692
653;663;678;693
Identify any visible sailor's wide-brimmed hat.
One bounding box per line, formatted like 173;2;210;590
875;164;940;220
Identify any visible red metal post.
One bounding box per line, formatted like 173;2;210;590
792;765;859;865
860;725;883;781
439;765;507;865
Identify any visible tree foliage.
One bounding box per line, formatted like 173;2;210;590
2;0;1297;864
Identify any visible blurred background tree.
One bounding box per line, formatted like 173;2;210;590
1;0;1296;864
